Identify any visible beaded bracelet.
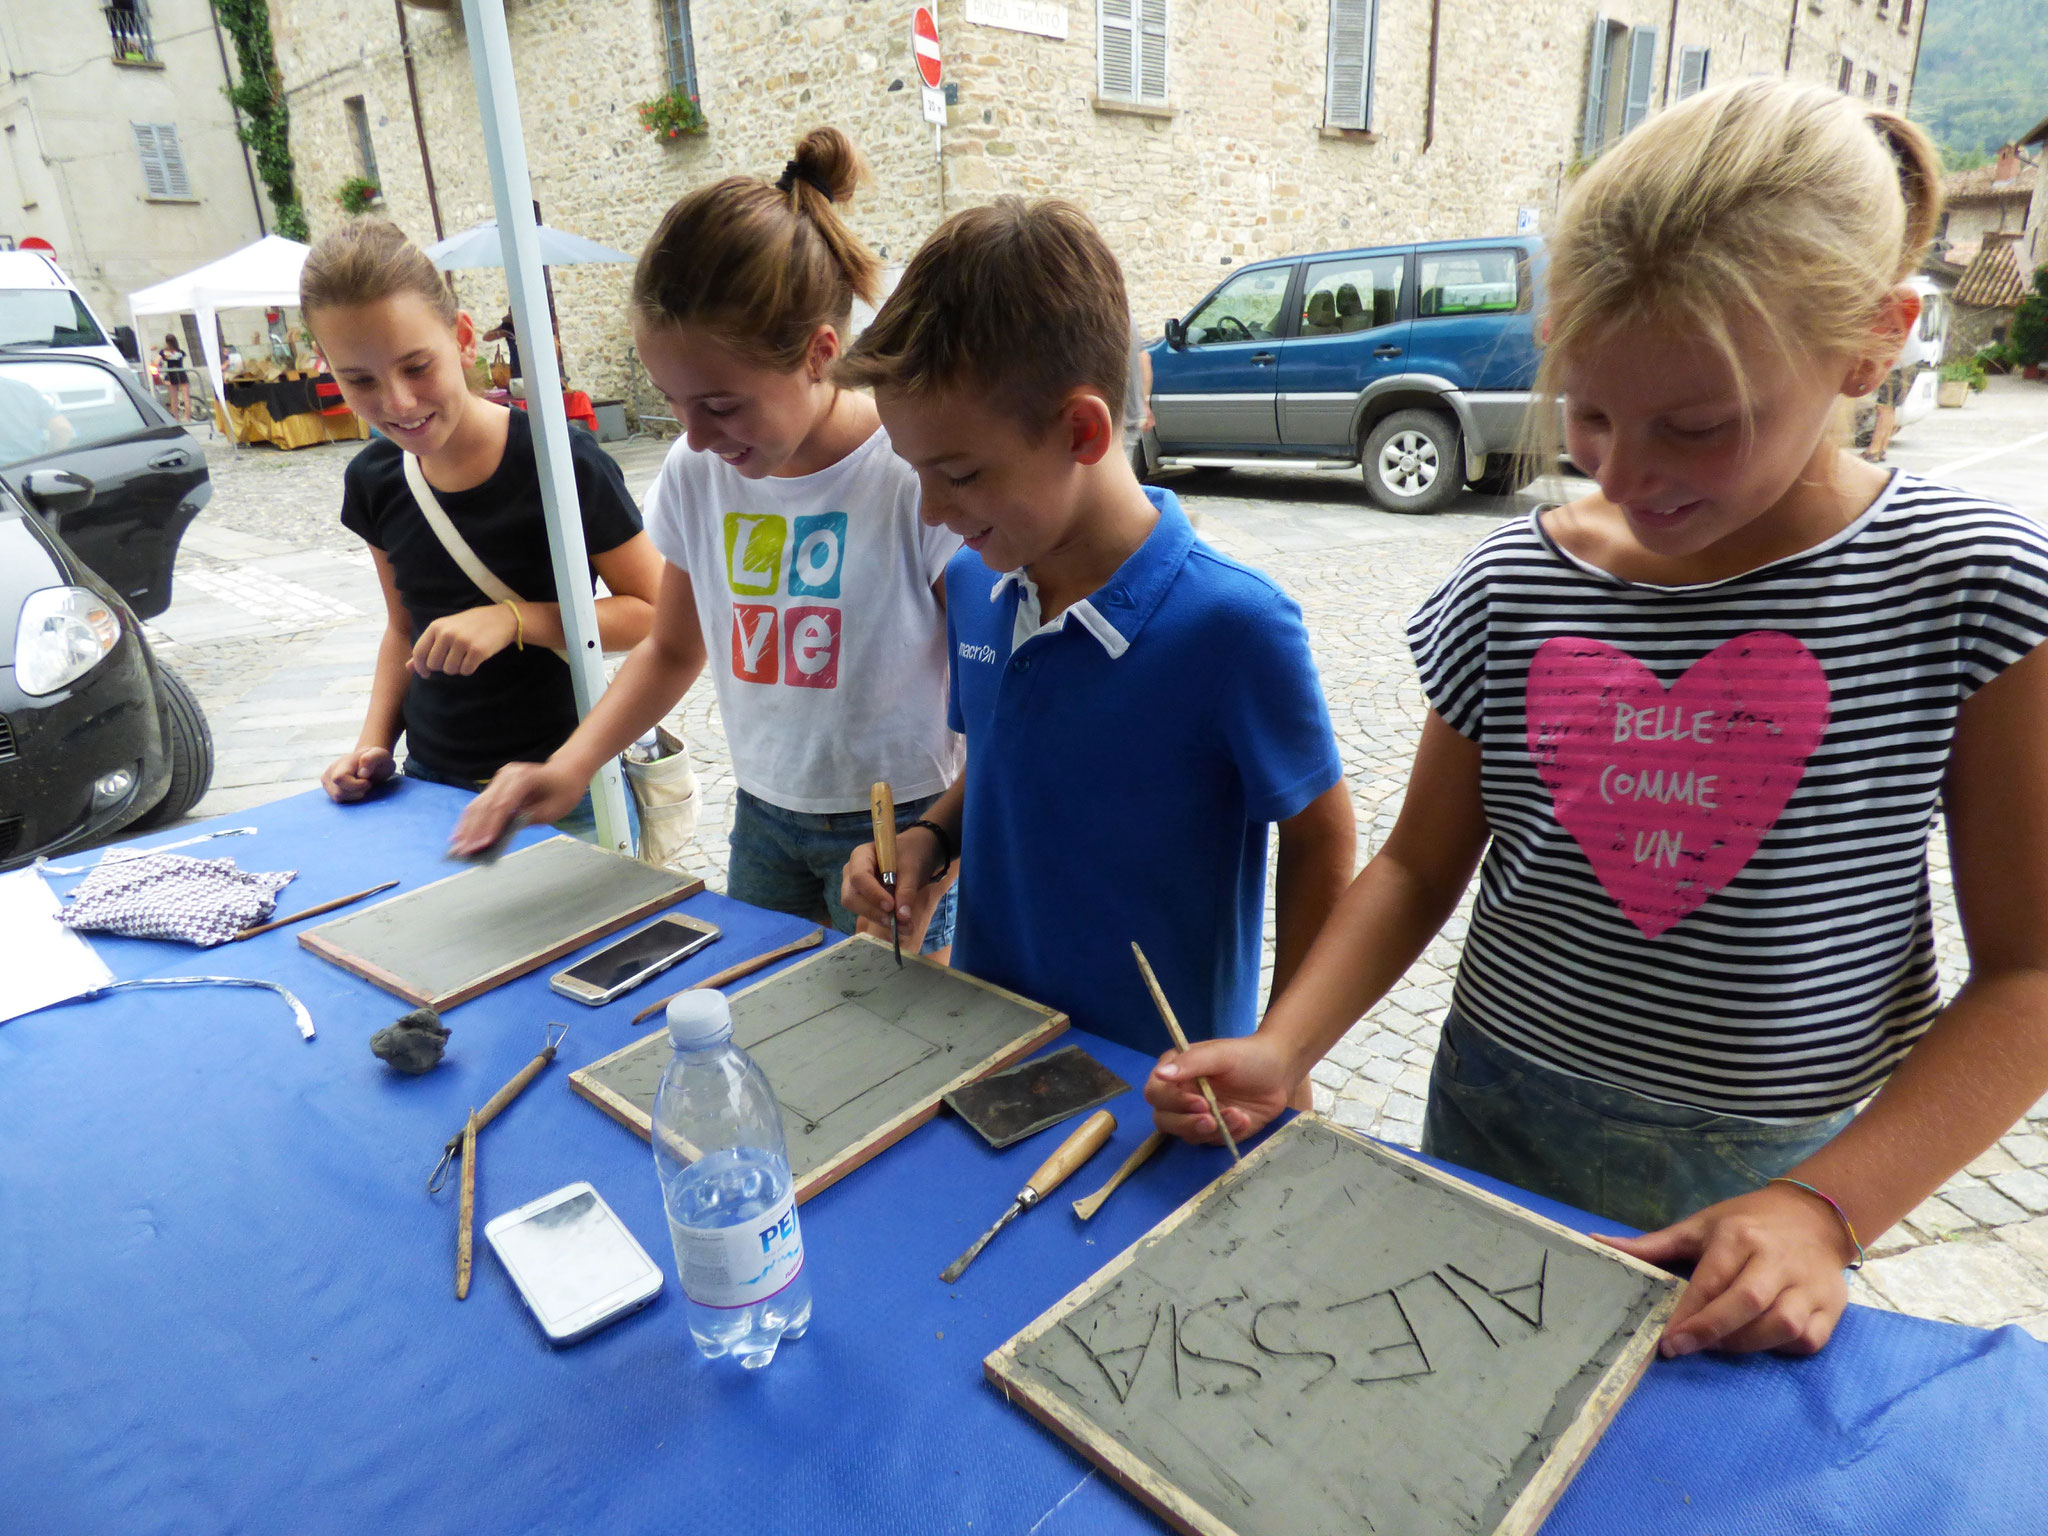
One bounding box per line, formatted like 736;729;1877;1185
905;818;954;881
1768;1176;1866;1270
499;598;525;651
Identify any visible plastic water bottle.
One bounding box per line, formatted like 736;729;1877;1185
652;990;812;1368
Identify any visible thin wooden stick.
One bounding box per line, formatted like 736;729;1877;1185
232;880;399;941
456;1109;478;1300
630;928;826;1026
1131;942;1241;1164
1072;1129;1169;1221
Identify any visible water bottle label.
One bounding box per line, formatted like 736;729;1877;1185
676;1187;803;1308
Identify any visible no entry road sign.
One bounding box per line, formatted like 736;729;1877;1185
912;7;943;88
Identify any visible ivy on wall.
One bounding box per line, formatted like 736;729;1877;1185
212;0;310;240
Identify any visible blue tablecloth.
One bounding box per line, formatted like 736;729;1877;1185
5;781;2048;1535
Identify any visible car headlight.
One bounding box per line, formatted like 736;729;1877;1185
15;586;120;696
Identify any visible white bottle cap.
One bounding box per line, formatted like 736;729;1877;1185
666;990;733;1050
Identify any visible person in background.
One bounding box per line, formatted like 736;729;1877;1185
482;311;522;382
156;333;192;422
1863;363;1903;463
0;371;74;464
300;217;663;839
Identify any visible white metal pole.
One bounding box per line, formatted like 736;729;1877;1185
456;0;632;853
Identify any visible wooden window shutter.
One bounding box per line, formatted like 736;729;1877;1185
1580;16;1611;158
1098;0;1137;98
1620;27;1656;133
157;124;191;198
131;122;168;198
1325;0;1376;131
1137;0;1168;102
1676;45;1708;99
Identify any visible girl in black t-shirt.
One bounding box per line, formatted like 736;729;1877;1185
299;218;663;816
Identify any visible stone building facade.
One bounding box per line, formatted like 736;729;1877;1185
0;0;273;331
272;0;1924;412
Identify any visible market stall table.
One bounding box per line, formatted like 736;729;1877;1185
4;781;2047;1536
216;372;369;449
485;385;597;435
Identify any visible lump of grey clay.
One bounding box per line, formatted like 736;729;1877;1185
370;1008;449;1074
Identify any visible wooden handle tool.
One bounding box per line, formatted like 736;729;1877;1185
427;1021;568;1192
455;1109;478;1300
629;928;826;1026
233;880;399;941
871;782;900;966
1072;1129;1169;1221
1132;941;1242;1164
940;1109;1116;1283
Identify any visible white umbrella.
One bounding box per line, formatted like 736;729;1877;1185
424;220;633;271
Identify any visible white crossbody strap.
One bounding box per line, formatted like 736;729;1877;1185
402;453;525;606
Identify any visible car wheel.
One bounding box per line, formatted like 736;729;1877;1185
1467;453;1538;498
130;666;215;831
1362;409;1462;513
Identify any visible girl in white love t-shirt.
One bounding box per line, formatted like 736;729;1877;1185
452;127;962;952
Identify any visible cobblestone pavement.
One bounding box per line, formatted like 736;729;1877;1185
147;376;2048;1333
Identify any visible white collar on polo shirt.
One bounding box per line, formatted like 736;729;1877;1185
991;568;1131;660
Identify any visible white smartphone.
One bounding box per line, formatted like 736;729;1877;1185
484;1182;664;1346
547;914;720;1006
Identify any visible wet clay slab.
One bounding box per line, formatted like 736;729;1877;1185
988;1115;1681;1536
571;934;1067;1202
299;835;703;1010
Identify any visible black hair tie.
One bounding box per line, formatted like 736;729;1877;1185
776;160;836;201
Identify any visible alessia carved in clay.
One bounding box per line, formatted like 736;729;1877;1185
1149;77;2048;1359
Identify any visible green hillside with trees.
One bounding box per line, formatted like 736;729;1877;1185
1911;0;2047;167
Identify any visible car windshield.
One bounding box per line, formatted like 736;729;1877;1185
0;288;108;350
0;359;146;467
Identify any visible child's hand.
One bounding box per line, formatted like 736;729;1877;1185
840;824;945;938
1145;1033;1296;1145
410;604;520;677
1596;1181;1856;1357
450;762;583;854
322;746;396;803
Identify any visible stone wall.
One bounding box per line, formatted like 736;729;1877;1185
272;0;1922;415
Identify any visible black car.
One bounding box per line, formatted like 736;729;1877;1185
0;350;214;867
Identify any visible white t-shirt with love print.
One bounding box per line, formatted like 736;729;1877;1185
642;426;962;814
1409;473;2048;1118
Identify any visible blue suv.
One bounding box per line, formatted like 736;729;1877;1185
1144;236;1544;513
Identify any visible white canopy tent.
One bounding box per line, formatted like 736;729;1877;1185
125;235;311;409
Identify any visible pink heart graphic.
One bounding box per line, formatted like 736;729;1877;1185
1526;631;1830;939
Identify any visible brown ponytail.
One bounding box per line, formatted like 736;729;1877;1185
632;126;880;371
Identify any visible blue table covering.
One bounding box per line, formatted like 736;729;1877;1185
5;781;2048;1535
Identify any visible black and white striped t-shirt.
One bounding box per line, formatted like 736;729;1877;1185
1408;474;2048;1118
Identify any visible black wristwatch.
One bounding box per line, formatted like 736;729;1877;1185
904;818;955;881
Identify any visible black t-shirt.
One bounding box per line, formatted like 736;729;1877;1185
340;408;643;781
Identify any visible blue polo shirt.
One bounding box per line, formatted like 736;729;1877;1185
945;488;1341;1053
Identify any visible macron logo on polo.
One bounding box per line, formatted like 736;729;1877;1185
958;640;998;665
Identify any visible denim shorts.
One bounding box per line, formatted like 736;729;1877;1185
401;756;638;846
727;786;957;951
1421;1006;1857;1232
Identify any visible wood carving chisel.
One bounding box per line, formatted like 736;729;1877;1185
940;1109;1115;1284
1072;1129;1169;1221
232;880;400;941
871;781;900;966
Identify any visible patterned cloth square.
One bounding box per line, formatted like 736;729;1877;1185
56;854;297;947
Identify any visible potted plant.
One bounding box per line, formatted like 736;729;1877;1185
2012;268;2048;381
335;176;381;216
637;88;708;140
1936;360;1978;408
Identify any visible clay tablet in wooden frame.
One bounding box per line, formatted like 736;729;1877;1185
570;934;1067;1202
987;1115;1681;1536
299;835;704;1010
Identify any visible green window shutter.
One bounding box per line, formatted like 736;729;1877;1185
1099;0;1136;98
1137;0;1168;102
1581;16;1611;158
1621;27;1656;133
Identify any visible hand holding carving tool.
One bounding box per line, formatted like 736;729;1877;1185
871;781;901;966
427;1022;569;1193
940;1109;1115;1283
1072;1129;1169;1221
1132;941;1242;1164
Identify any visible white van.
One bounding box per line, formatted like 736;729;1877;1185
1896;276;1948;431
0;250;134;375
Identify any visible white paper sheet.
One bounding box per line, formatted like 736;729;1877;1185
0;866;115;1024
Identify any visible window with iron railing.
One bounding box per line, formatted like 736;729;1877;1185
106;2;156;64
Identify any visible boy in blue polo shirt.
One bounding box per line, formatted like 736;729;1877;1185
838;198;1353;1118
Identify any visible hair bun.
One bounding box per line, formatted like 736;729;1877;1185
790;126;864;204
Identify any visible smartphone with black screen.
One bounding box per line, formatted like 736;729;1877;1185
547;915;720;1006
